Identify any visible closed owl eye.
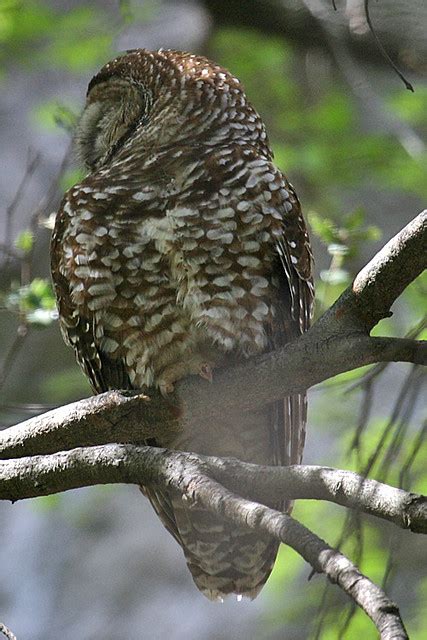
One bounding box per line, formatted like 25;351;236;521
75;77;149;170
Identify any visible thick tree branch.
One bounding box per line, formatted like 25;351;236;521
0;391;178;459
1;334;423;460
0;212;425;455
0;213;425;637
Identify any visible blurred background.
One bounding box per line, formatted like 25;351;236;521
0;1;426;638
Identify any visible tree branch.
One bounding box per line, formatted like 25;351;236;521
0;391;178;459
189;475;409;639
315;210;426;335
1;334;423;460
0;213;425;637
1;212;425;454
0;444;418;639
1;445;426;534
0;623;17;640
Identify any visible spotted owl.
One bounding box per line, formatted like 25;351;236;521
51;48;314;600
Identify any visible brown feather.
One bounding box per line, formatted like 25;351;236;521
51;48;314;599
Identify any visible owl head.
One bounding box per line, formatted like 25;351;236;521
75;76;149;170
75;48;267;172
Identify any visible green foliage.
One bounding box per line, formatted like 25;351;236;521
118;0;157;25
14;229;34;253
60;168;86;192
4;277;56;326
211;27;427;211
40;367;92;403
32;494;62;511
309;207;381;312
387;86;427;125
0;1;113;72
310;207;381;259
403;271;427;318
32;100;79;133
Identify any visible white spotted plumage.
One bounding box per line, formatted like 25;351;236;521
51;48;314;600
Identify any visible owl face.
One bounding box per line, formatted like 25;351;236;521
75;77;150;171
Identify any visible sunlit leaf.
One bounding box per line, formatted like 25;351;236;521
32;100;79;133
14;229;34;253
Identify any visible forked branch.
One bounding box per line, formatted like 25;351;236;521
0;212;425;458
0;445;420;639
0;212;425;639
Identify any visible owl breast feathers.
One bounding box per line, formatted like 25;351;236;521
51;48;314;600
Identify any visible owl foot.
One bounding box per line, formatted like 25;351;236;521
159;380;175;397
198;363;213;383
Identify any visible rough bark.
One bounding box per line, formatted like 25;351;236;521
0;212;425;639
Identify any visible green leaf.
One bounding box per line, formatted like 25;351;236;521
5;278;57;320
14;229;34;253
32;100;78;133
388;86;427;125
345;207;366;231
308;211;339;244
60;168;85;191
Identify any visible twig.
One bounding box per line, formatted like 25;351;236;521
0;325;29;393
348;377;374;456
364;0;414;92
2;150;40;269
362;366;420;480
399;420;427;490
0;622;17;640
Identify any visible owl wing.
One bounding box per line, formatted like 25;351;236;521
268;179;314;468
51;200;133;394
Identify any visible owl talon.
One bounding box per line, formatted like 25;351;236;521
159;380;175;397
199;363;213;383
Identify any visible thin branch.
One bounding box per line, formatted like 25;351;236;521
0;324;29;393
0;622;17;640
191;478;409;639
327;36;424;157
2;150;40;270
1;446;425;534
0;442;413;638
364;0;414;92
